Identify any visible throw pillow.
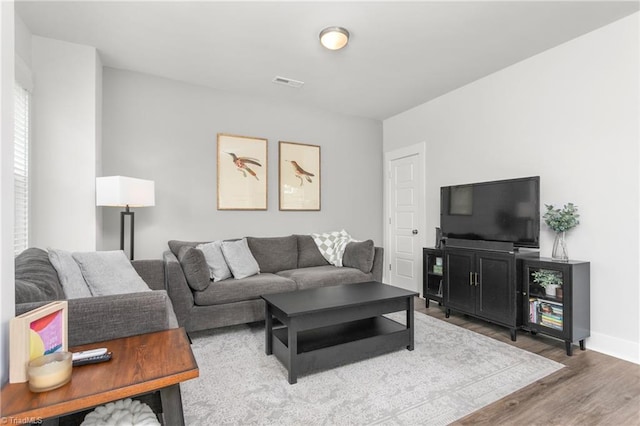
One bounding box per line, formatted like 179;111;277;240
48;248;93;299
72;251;151;296
342;240;375;273
221;238;260;279
310;229;354;267
196;241;232;282
178;246;211;291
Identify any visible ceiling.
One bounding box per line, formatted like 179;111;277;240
15;1;639;121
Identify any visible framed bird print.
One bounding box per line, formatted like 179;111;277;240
279;141;321;211
217;133;268;210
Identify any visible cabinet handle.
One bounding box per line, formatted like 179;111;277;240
469;272;474;286
474;272;479;286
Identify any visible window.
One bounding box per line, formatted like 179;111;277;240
14;83;30;255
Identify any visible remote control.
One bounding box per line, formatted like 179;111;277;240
72;352;112;366
72;348;108;361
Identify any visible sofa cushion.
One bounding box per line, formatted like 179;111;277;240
47;248;92;298
193;273;296;306
197;241;232;282
168;240;207;258
277;265;372;291
72;251;151;296
221;238;260;279
295;235;330;268
246;235;298;273
178;246;211;291
342;240;375;273
15;248;65;304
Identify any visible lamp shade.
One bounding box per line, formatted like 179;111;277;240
96;176;155;207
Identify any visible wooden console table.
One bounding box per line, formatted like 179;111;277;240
1;327;198;425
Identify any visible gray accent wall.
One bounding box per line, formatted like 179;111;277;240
101;68;383;260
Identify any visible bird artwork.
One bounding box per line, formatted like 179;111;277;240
287;160;315;186
226;152;262;180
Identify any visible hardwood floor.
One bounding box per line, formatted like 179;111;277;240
415;299;640;425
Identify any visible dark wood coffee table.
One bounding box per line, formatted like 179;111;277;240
262;281;418;384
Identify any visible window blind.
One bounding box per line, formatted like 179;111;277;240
14;83;30;255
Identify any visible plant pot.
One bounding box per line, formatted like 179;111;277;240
545;284;558;297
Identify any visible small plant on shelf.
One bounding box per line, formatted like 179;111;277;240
532;269;563;297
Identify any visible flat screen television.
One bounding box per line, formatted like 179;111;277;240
440;176;540;248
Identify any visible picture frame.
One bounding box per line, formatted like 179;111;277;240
279;141;321;211
10;301;68;383
217;133;268;210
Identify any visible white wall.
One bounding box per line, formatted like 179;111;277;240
384;14;639;363
30;36;102;251
1;0;15;386
101;68;383;259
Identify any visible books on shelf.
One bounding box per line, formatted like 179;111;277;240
530;297;564;331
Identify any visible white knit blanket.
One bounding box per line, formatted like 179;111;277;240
310;230;354;267
81;398;160;426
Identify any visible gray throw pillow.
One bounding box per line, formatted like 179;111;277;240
196;241;232;282
178;246;211;291
221;238;260;279
48;248;93;298
342;240;375;273
72;250;151;296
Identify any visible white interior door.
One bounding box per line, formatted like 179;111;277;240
386;146;425;292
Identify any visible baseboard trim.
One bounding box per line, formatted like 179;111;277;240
587;332;639;364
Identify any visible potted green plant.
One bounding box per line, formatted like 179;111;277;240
532;269;563;298
543;203;580;261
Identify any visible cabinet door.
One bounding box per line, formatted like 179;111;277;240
444;250;475;313
475;252;515;325
523;261;567;339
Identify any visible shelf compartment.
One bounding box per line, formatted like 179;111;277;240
271;316;410;375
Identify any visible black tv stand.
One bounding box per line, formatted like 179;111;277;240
445;238;515;253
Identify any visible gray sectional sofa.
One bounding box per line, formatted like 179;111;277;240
163;235;384;333
15;248;178;347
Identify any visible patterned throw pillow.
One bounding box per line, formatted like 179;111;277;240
310;230;354;267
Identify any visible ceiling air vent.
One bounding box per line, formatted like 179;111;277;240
272;76;304;89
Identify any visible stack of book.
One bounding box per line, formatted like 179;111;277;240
538;300;563;330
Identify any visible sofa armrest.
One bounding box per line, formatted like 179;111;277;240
132;259;165;291
371;247;384;282
163;250;195;328
16;290;178;347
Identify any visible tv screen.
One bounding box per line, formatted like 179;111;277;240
440;176;540;248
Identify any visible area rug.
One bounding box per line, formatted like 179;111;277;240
181;312;563;425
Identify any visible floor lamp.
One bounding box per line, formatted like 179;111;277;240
96;176;155;260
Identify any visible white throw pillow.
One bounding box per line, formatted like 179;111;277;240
72;250;150;296
48;248;93;299
221;238;260;279
197;241;232;282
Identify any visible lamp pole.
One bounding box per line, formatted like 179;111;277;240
120;205;135;260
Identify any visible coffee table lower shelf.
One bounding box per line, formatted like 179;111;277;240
271;316;410;379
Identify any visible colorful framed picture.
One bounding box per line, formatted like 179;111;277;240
279;141;321;211
10;301;68;383
217;133;268;210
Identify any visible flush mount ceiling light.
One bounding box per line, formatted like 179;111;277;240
319;26;350;50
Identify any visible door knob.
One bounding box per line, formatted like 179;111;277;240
412;229;418;235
